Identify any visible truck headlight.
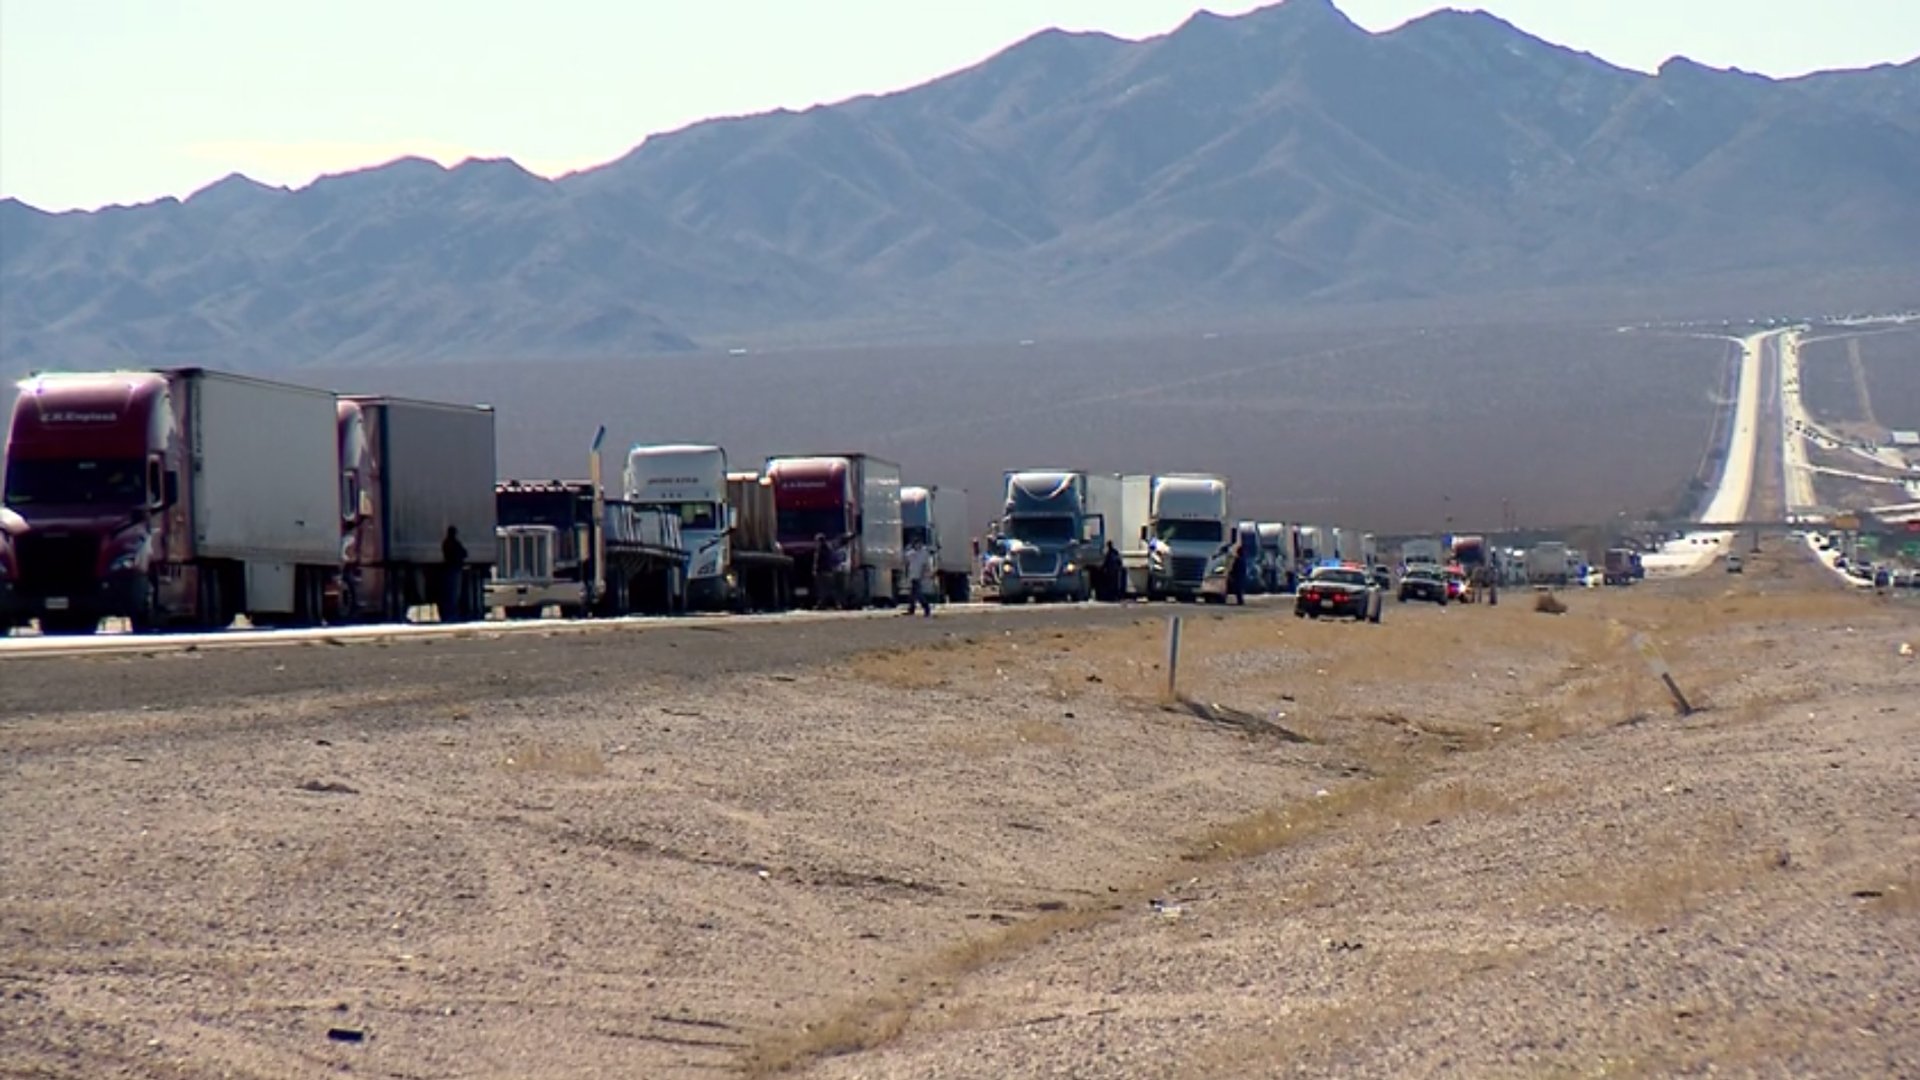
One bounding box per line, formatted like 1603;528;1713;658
1063;563;1077;574
109;551;139;572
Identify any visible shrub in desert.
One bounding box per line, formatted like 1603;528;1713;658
1535;591;1568;615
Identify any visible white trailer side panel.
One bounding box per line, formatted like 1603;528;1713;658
1118;474;1152;556
1082;473;1123;550
930;488;971;574
189;371;338;564
857;457;903;578
377;400;498;566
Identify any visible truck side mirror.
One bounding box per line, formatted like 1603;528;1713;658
147;458;166;510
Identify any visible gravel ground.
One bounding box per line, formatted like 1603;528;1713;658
2;546;1914;1079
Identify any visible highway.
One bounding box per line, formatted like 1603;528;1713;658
1640;329;1775;576
0;593;1299;661
1778;328;1822;516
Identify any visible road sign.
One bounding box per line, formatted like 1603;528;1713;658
1631;633;1670;678
1631;632;1694;716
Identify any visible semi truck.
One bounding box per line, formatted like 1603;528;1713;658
335;395;497;623
2;368;339;634
1526;541;1572;586
997;469;1118;603
487;479;686;618
1234;521;1264;593
1603;547;1643;586
1296;525;1329;568
1145;473;1232;602
1256;522;1296;592
723;471;795;611
766;453;902;608
901;484;973;602
1400;537;1445;567
1452;535;1488;570
625;444;734;610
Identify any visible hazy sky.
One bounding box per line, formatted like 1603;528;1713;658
3;0;1916;211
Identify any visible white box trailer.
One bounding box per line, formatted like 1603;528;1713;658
192;370;339;618
358;398;497;567
1527;541;1572;586
337;395;496;622
1118;473;1153;596
193;371;339;567
902;484;973;601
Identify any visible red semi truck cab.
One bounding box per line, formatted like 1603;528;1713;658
766;457;852;572
4;368;341;635
1;372;183;633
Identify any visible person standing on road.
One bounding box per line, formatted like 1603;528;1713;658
1101;541;1125;602
812;533;835;610
1228;539;1249;605
905;538;934;617
440;525;468;623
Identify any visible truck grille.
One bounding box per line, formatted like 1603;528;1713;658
17;534;97;595
1017;551;1058;577
1170;555;1208;584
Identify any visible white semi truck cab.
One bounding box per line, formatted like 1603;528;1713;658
627;444;732;609
1146;474;1232;602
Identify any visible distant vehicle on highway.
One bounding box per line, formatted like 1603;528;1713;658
1295;564;1383;623
1397;565;1448;605
1727;554;1744;574
1445;565;1475;603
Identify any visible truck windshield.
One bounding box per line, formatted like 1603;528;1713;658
497;491;582;529
4;458;145;506
1155;520;1223;544
778;507;844;541
650;501;719;530
1007;517;1074;543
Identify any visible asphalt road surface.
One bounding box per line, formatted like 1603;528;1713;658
0;598;1289;719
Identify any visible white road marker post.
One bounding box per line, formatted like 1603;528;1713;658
1632;632;1694;716
1166;615;1184;701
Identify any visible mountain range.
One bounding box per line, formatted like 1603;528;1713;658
3;0;1918;372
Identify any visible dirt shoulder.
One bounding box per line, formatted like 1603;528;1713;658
3;545;1915;1079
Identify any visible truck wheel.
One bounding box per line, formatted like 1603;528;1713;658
194;567;228;632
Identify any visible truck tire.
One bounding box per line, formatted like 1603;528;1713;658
130;578;162;634
950;574;971;604
194;566;228;632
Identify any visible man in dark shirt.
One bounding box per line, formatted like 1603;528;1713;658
441;525;468;623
